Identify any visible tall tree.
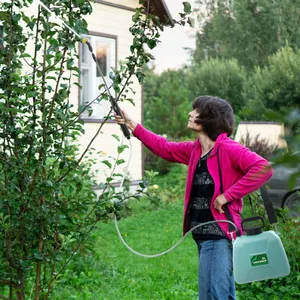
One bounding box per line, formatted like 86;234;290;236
187;58;246;114
242;46;300;135
194;0;300;69
144;68;192;139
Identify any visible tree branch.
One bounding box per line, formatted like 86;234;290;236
46;47;68;128
6;0;19;161
55;107;114;183
47;221;96;288
26;5;41;167
0;278;14;286
116;0;151;103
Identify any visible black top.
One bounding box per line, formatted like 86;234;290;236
189;149;226;240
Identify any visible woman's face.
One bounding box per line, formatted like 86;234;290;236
187;109;202;132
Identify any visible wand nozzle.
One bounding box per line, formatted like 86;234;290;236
38;1;131;139
81;39;131;140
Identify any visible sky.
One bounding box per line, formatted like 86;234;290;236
150;0;198;74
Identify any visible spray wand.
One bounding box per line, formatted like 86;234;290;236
37;0;131;139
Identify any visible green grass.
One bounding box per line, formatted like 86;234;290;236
52;200;199;300
50;195;299;300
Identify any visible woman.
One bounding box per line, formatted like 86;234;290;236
115;96;273;300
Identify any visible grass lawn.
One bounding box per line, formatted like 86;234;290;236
51;168;299;299
53;200;199;299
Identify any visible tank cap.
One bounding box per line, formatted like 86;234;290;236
242;216;265;236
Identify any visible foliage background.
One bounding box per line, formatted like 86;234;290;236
0;0;299;298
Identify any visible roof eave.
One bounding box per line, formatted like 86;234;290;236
149;0;174;26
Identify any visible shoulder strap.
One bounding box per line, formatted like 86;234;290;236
259;185;278;224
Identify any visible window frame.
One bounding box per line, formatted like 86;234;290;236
78;31;118;123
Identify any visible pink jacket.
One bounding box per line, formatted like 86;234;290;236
133;124;274;240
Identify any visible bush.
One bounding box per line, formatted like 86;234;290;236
143;67;193;174
144;68;191;140
133;164;188;210
187;58;247;114
239;131;278;160
149;164;188;204
242;46;300;134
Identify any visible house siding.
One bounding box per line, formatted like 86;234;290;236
234;122;287;148
96;0;138;10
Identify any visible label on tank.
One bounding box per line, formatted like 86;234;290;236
250;254;268;266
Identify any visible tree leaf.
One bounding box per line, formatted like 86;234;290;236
116;159;125;165
187;17;195;28
117;145;129;154
147;39;157;50
101;160;112;169
183;2;192;14
126;98;135;106
112;173;123;177
112;134;120;142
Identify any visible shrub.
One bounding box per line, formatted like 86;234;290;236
242;46;300;135
187;58;247;114
143;67;192;174
239;131;278;160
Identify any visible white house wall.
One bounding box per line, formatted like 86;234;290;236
234;122;287;149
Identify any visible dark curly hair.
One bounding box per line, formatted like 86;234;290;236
192;96;235;141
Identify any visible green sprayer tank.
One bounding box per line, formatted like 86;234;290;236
233;217;290;284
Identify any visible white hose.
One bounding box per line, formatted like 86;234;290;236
114;138;238;258
114;217;237;258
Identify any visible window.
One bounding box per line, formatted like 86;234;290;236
80;33;117;120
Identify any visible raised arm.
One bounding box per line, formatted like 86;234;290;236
114;110;194;165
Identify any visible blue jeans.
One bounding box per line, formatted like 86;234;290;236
196;239;236;300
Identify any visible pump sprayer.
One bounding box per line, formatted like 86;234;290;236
232;191;290;284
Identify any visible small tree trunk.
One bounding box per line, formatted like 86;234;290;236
16;270;25;300
34;219;44;300
35;208;45;300
34;261;42;300
9;271;13;299
16;288;25;300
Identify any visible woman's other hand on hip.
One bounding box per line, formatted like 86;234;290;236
213;194;228;214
